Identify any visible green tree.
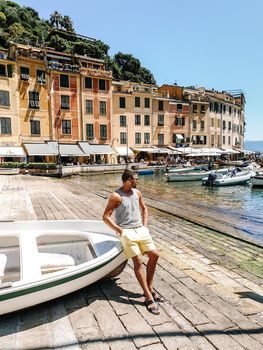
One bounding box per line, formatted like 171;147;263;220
0;11;6;26
62;15;74;32
50;11;63;29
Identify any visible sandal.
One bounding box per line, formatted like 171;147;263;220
145;299;160;315
152;291;165;303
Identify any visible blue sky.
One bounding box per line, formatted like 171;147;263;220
14;0;263;140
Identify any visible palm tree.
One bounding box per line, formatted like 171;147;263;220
50;11;63;29
62;15;74;32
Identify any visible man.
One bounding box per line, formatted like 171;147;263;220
103;169;164;315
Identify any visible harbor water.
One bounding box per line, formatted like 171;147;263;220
68;172;263;244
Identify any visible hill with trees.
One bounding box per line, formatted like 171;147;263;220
0;1;155;84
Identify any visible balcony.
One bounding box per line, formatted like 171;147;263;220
47;61;80;73
29;100;39;109
80;67;112;79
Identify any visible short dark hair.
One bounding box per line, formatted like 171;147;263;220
122;169;135;182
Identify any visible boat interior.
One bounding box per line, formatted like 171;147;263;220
0;233;97;285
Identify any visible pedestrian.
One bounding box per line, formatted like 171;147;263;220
103;169;164;315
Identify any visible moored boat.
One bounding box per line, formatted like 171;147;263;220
166;170;211;182
202;170;254;187
251;169;263;188
0;168;20;175
0;220;126;316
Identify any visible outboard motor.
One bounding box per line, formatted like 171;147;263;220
206;172;217;187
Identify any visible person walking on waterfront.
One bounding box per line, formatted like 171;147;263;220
103;169;164;315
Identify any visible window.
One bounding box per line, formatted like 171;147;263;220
177;104;182;111
229;106;232;114
61;95;70;109
37;70;46;84
211;118;214;127
0;117;11;134
144;132;150;144
222;120;226;129
201;105;206;114
60;74;69;88
100;125;107;139
85;77;92;89
144;115;150;126
135;114;141;125
119;97;126;108
223;136;225;145
86;100;93;114
120;115;126;127
214;102;218;113
0;64;6;76
30;120;40;135
175;116;185;126
62;120;71;134
172;134;177;143
29;91;40;109
135;132;141;144
223;105;226;113
192;104;197;113
228;121;231;131
192;120;197;129
158;100;164;111
144;98;150;108
158;114;164;126
20;66;30;80
86;124;94;139
200;120;205;129
217;119;220;128
228;136;231;145
135;97;140;107
158;133;164;145
99;79;106;90
0;90;10;106
120;132;127;144
211;135;214;146
210;102;213;112
99;101;107;115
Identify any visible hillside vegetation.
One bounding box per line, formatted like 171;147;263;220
0;0;155;84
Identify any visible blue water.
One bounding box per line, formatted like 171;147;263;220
138;173;263;243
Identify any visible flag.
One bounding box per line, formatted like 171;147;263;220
47;79;54;101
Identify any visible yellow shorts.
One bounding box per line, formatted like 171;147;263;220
120;226;156;259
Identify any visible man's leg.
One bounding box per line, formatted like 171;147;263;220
132;255;153;301
145;250;159;293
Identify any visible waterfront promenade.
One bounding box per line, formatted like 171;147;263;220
0;174;263;350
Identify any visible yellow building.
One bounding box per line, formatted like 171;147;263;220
112;81;157;162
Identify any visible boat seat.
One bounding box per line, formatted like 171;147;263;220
0;254;7;283
39;252;75;274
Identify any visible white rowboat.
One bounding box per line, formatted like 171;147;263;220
0;220;126;316
166;171;211;182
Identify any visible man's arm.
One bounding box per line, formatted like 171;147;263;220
138;190;148;227
103;193;123;236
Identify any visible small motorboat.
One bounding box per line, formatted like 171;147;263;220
166;170;211;182
203;170;254;187
137;169;154;175
0;168;20;175
251;170;263;188
0;220;126;316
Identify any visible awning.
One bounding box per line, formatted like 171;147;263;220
23;143;56;156
132;147;160;153
114;147;134;156
175;134;184;140
167;146;184;154
221;148;240;154
0;146;26;157
78;142;114;155
156;147;174;154
46;141;85;156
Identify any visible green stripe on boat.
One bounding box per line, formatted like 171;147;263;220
0;251;122;302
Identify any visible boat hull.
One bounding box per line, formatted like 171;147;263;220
251;176;263;188
166;171;210;182
0;168;20;175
